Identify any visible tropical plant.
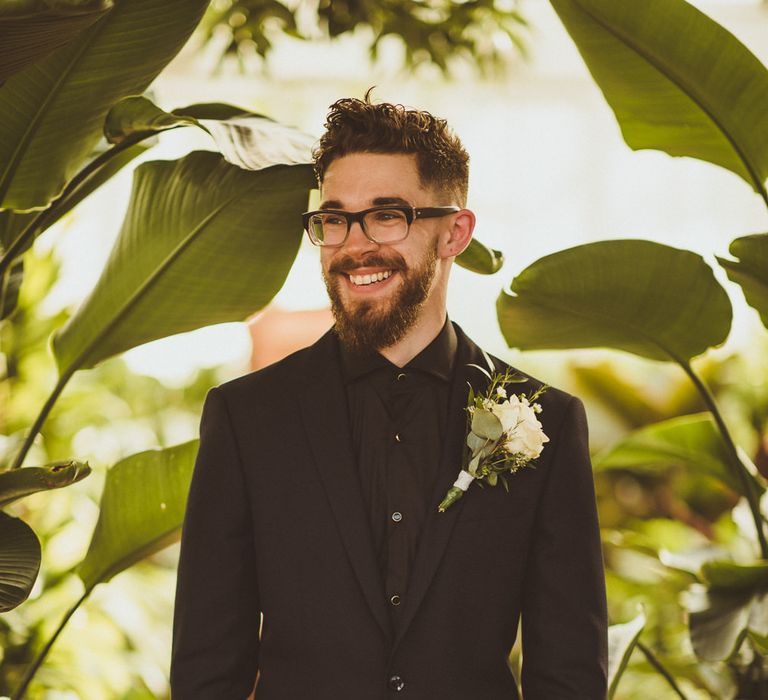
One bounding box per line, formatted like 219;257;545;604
198;0;530;75
494;0;768;696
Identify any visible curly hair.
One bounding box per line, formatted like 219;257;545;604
313;91;469;206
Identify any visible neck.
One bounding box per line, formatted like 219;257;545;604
378;302;447;368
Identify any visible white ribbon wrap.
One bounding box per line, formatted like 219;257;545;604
453;470;475;492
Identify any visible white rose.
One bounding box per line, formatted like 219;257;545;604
490;395;549;460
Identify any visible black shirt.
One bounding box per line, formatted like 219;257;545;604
339;316;458;623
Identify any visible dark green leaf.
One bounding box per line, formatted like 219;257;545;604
549;0;768;198
0;460;91;508
497;240;732;362
51;153;315;373
717;233;768;330
0;511;40;612
78;440;198;590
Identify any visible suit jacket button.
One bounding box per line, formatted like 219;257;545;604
388;674;405;691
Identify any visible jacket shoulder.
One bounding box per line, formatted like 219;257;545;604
211;328;335;405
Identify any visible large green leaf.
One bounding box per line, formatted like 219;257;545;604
77;440;197;589
593;413;763;497
0;0;113;83
0;511;40;612
51;153;314;374
496;239;732;362
607;611;645;699
0;460;91;508
0;0;210;210
549;0;768;199
686;583;768;662
717;233;768;330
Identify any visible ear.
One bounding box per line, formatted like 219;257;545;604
438;208;476;259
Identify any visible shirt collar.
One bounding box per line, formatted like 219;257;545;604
339;315;457;384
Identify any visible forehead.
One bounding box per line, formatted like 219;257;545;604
320;152;430;207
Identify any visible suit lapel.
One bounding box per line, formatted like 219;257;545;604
389;324;492;657
298;331;393;643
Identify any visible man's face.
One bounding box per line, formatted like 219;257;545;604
319;152;446;353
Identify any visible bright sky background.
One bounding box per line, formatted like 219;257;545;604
38;0;768;387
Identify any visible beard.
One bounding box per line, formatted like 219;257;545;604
322;241;439;354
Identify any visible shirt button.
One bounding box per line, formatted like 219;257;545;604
390;594;401;606
396;372;406;381
388;674;405;691
391;511;403;522
394;433;401;442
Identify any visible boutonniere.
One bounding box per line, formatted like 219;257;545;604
438;363;549;512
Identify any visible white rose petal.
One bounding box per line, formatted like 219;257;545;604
490;394;549;460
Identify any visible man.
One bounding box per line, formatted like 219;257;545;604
171;95;608;699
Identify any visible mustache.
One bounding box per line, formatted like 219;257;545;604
328;253;407;275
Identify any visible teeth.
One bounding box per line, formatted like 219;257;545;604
350;270;392;286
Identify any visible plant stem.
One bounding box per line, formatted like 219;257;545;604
678;358;768;559
10;365;76;470
636;641;689;700
11;586;92;700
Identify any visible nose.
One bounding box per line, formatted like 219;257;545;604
341;218;379;255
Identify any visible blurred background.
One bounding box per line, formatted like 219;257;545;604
3;0;768;697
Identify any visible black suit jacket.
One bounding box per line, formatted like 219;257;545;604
171;322;608;699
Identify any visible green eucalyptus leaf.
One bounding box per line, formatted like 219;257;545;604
51;153;314;374
549;0;768;198
717;233;768;330
456;238;504;275
466;431;488;453
0;511;40;612
497;240;732;362
77;440;198;590
0;0;113;83
607;611;645;699
0;460;91;507
471;408;503;441
0;0;210;210
593;413;763;497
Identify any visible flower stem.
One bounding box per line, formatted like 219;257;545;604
677;358;767;559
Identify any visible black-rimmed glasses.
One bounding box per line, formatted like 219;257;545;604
302;205;460;247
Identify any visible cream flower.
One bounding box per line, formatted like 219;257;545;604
490;395;549;460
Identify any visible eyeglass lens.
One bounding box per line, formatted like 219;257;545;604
309;208;409;245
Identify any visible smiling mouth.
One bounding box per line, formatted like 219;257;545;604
347;270;394;286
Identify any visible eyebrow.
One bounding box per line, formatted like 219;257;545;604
318;196;411;210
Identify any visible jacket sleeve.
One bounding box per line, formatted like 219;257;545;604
171;387;260;698
520;396;608;700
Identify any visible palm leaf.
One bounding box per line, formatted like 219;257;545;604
51;153;315;373
0;512;40;612
717;233;768;330
549;0;768;201
496;239;732;362
0;0;210;210
77;440;197;589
